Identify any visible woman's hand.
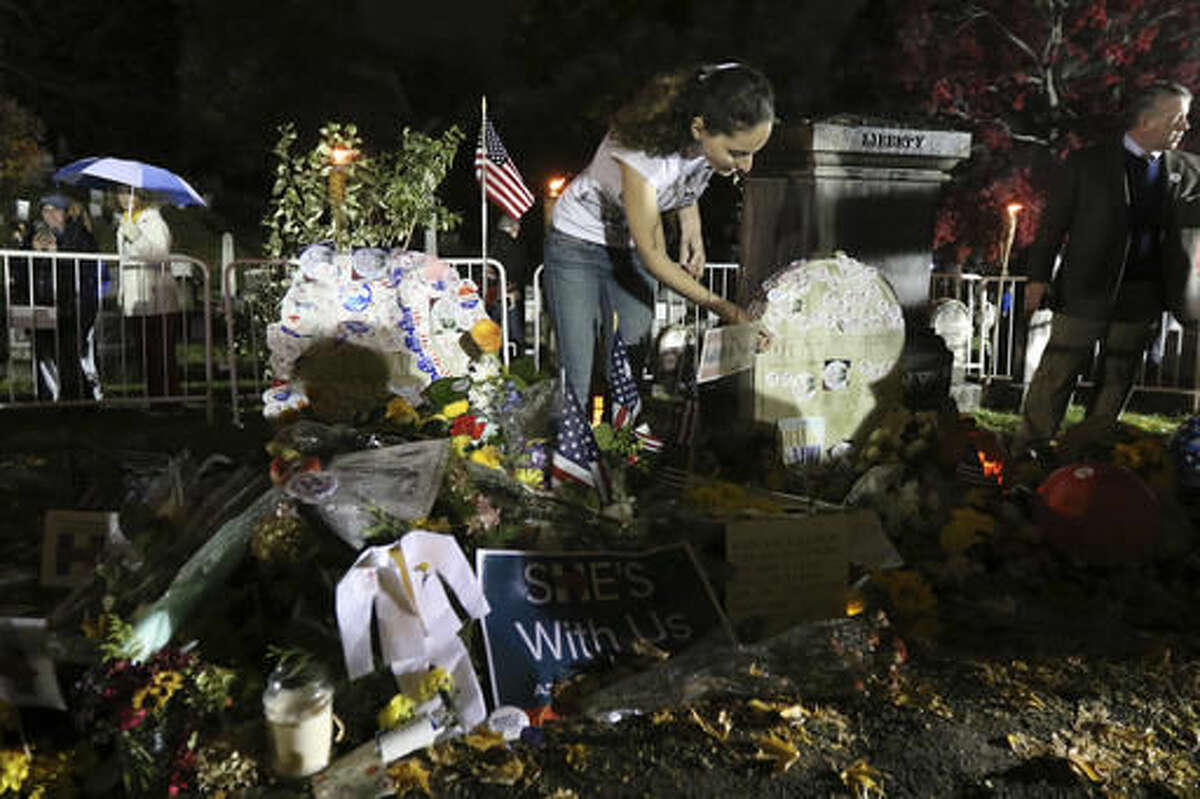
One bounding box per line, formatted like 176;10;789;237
712;300;773;350
713;298;753;325
678;205;706;279
681;234;705;279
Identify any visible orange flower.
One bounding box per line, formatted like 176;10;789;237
470;319;502;354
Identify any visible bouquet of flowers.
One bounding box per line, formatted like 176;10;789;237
72;617;241;797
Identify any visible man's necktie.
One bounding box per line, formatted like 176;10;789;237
1144;154;1160;188
1133;154;1161;262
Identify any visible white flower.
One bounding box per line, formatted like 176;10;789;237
470;355;501;382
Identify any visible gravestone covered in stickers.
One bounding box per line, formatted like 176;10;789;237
262;245;490;418
748;252;905;463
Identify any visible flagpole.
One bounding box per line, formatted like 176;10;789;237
480;95;489;288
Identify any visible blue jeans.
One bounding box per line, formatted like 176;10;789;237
543;228;654;405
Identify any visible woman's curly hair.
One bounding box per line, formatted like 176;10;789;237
610;63;774;156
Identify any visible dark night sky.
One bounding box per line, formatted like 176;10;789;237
1;0;887;254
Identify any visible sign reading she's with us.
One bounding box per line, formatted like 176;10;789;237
475;544;731;711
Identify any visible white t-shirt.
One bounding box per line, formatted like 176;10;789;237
552;132;714;248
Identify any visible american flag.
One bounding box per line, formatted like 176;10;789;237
609;332;641;430
552;379;611;503
475;119;535;221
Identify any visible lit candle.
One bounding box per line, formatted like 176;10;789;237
1000;203;1022;277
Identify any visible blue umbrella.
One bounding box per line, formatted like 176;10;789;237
52;157;206;207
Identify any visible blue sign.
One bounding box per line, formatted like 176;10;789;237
475;544;733;711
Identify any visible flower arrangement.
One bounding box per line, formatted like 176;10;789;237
684;478;786;517
858;408;940;468
1112;434;1175;496
71;616;239;797
0;748;29;794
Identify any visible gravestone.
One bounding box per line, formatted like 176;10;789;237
747;253;905;461
929;298;980;411
930;299;971;380
741;117;971;309
263;246;491;418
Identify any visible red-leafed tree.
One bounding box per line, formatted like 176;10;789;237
848;0;1200;271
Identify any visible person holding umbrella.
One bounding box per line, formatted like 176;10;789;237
115;189;178;397
52;156;205;399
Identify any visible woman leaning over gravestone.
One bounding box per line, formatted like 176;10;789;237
544;62;775;407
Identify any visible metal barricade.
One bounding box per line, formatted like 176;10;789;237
929;272;1025;381
1;249;214;421
444;257;510;371
655;261;740;343
221;256;510;426
929;270;1200;408
530;261;740;372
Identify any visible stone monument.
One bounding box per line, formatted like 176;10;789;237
740;117;971;309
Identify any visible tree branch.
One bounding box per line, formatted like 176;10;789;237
964;2;1042;68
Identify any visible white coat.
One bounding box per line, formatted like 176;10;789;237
117;206;179;316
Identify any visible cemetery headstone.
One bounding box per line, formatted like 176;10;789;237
264;247;491;419
928;298;978;411
930;299;971;381
748;253;906;460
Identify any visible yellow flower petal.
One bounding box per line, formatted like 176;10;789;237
387;758;431;795
442;400;469;419
470;446;503;471
378;693;417;730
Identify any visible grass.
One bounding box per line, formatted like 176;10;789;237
973;404;1189;438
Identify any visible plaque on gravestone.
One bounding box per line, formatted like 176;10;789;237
748;253;905;459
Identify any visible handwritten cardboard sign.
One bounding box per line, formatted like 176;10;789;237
725;515;851;636
697;323;760;383
475;544;732;711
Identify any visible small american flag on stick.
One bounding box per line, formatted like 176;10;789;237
552;377;611;503
475;118;535;221
609;332;641;431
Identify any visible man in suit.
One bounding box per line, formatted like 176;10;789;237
1015;81;1199;458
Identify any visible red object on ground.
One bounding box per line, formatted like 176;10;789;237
1036;463;1160;565
268;454;321;485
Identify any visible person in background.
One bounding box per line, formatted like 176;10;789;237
15;193;99;400
115;189;179;398
487;211;530;357
67;199;105;398
544;62;774;408
1016;81;1200;459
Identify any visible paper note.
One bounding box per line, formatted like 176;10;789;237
777;417;825;466
725;516;849;634
697;323;760;383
